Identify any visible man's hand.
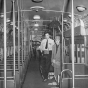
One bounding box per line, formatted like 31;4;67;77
51;59;55;66
52;59;55;63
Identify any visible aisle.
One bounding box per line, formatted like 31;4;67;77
22;59;57;88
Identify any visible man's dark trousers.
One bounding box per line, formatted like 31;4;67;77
41;51;52;79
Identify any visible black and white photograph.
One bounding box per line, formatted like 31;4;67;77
0;0;88;88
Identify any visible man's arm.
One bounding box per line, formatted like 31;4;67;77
52;40;55;46
39;40;43;53
51;45;54;62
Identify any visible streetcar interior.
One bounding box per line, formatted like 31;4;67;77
0;0;88;88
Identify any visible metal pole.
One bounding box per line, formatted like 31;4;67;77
4;0;7;88
23;22;25;61
61;0;66;66
60;0;65;87
84;36;86;64
20;0;24;64
17;0;20;71
61;12;64;71
71;0;75;88
27;29;29;57
53;28;54;39
12;0;16;87
28;30;30;58
22;21;24;63
59;11;64;88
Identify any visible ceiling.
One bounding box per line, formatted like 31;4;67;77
5;0;88;20
1;0;88;41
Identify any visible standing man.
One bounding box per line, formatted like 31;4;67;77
40;32;54;81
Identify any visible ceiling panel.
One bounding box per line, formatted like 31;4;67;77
3;0;88;21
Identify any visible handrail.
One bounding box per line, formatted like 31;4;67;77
61;69;72;79
0;77;14;79
75;75;88;77
4;0;7;88
60;69;72;88
0;69;20;71
0;64;22;66
6;59;25;62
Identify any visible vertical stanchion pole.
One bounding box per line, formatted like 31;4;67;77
28;29;30;58
17;0;20;70
23;22;26;61
20;0;24;64
60;11;64;88
26;25;27;60
4;0;7;88
30;30;33;59
27;29;29;58
61;0;65;68
71;0;75;88
22;21;24;63
60;1;65;88
53;28;54;39
61;12;64;71
84;36;86;63
12;0;16;87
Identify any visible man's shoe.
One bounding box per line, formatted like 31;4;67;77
48;82;57;85
56;84;60;87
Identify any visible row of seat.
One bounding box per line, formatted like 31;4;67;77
61;63;88;88
0;51;30;88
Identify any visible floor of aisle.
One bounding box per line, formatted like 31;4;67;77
22;58;57;88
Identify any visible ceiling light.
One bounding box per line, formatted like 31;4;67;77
68;14;72;18
34;28;38;30
0;14;4;18
6;18;10;22
33;15;40;20
32;0;43;3
76;5;87;12
10;22;13;25
34;23;39;27
16;26;18;29
30;6;45;12
63;18;67;22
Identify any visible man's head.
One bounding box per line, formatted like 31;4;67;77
45;32;50;39
55;36;60;45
